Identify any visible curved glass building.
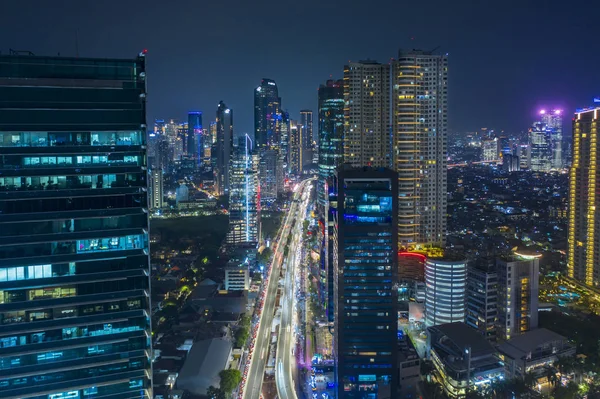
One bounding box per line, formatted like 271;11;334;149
425;257;467;326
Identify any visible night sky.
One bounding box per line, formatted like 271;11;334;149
2;0;599;135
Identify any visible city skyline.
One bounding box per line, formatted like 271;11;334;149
2;0;599;135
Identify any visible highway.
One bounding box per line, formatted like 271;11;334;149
241;178;313;399
276;179;314;399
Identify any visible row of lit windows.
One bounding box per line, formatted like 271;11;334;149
1;299;144;325
0;131;143;147
1;155;141;168
0;173;143;191
0;319;146;349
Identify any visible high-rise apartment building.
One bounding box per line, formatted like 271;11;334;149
215;101;233;196
568;103;600;286
227;135;259;245
333;166;398;399
343;61;391;168
392;49;448;248
466;258;498;341
0;52;152;399
317;79;345;209
254;78;282;148
150;169;164;210
424;256;467;326
496;254;539;341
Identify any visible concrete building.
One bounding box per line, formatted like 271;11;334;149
427;323;504;398
343;60;391;168
398;334;420;399
391;49;448;248
498;328;575;380
425;255;467;326
568;103;600;286
333;166;398;399
466;258;498;341
175;182;189;204
224;260;250;291
496;253;540;341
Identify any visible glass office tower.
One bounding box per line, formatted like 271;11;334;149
333;166;398;399
0;52;152;399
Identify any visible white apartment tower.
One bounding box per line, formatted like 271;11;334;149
150;169;164;210
343;60;391;168
392;50;448;248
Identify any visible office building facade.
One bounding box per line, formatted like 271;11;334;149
214;101;233;196
496;254;540;341
0;53;152;399
466;259;498;341
568;104;600;286
391;50;448;248
227;135;259;245
424;257;467;326
343;61;391;169
317;80;345;210
333;166;398;399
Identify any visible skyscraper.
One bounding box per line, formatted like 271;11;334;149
254;78;282;148
0;52;152;398
496;254;540;340
288;120;302;175
541;109;563;169
188;111;202;162
392;49;448;248
333;166;398;399
568;103;600;286
150;169;164;210
317;80;345;209
259;149;280;203
215;101;233;196
227;135;259;245
300;109;313;165
529;117;553;172
343;61;391;168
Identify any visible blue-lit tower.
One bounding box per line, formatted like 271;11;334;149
187;111;202;165
333;166;399;399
